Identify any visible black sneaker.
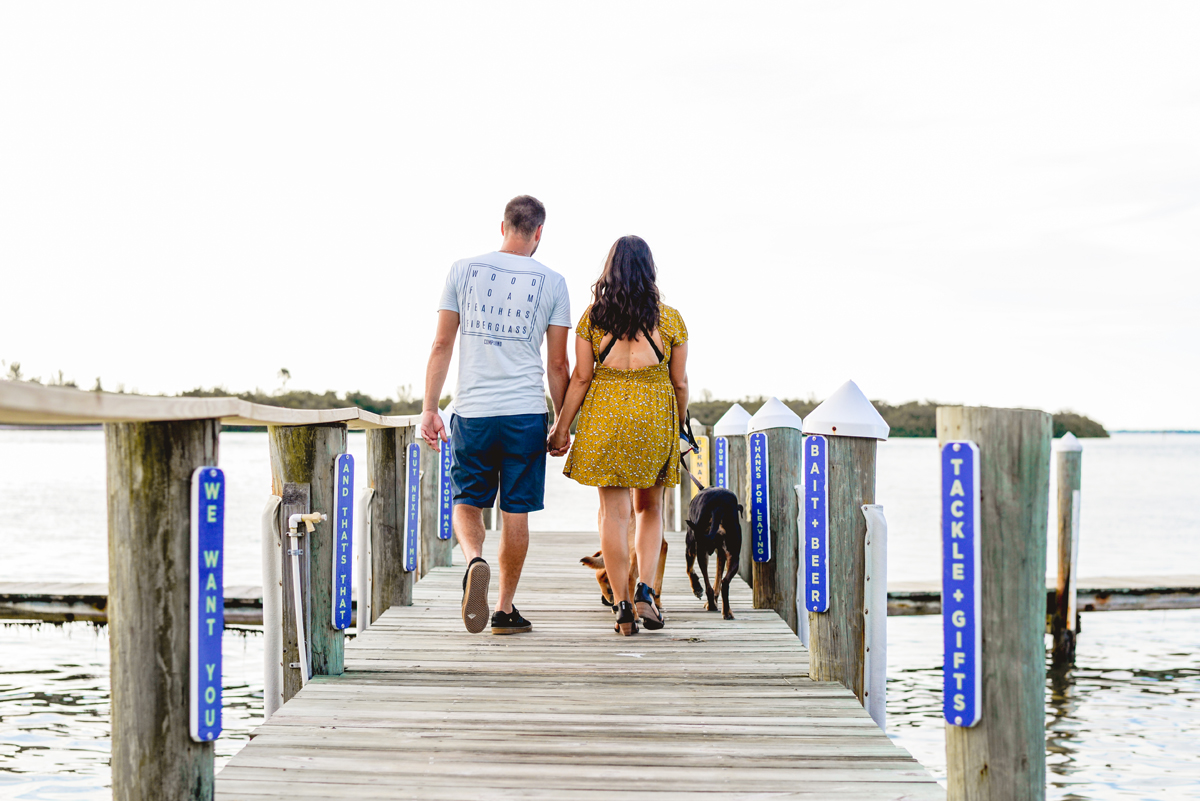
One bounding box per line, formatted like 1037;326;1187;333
462;557;490;634
491;606;532;635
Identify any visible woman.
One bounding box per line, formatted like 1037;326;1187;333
547;235;689;636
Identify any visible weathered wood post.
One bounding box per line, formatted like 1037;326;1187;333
746;397;803;633
366;425;415;619
1052;432;1083;667
269;423;347;688
799;380;889;712
106;419;219;800
713;403;752;586
938;405;1051;801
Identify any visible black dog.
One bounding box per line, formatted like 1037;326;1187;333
684;487;742;620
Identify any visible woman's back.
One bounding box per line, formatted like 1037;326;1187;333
595;329;666;371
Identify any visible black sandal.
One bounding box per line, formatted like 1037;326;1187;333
635;582;665;631
614;600;639;636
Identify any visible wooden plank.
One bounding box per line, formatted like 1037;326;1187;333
0;379;418;429
106;419;217;800
216;528;940;799
938;406;1050;801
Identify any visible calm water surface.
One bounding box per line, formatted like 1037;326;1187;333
1;430;1197;799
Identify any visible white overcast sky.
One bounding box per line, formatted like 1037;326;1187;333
1;3;1197;429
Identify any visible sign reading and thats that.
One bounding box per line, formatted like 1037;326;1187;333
332;453;354;630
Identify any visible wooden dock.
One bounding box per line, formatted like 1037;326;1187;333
216;531;942;799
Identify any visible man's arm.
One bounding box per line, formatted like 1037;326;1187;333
420;310;459;450
545;324;570;422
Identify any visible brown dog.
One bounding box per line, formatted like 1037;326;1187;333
580;492;668;610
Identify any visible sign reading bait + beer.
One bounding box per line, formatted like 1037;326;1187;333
331;453;354;630
749;431;770;562
190;466;224;742
803;435;829;613
942;440;981;727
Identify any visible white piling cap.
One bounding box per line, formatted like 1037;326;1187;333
439;406;453;429
802;380;890;441
1054;432;1083;452
713;402;753;437
746;397;803;433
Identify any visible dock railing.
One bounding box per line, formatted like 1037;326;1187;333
0;380;448;801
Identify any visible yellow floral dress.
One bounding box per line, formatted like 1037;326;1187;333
564;303;688;488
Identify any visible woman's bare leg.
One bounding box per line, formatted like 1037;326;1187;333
632;485;665;587
598;487;634;605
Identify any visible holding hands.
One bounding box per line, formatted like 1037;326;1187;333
547;421;571;457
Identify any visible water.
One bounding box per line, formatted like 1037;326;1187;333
1;430;1198;798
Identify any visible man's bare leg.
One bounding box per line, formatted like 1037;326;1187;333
496;511;528;614
454;504;485;562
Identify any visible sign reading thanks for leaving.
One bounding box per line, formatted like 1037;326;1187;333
942;440;982;727
803;435;829;613
714;436;729;490
189;466;224;742
404;443;420;572
690;435;710;490
438;440;453;540
331;454;354;630
749;432;771;562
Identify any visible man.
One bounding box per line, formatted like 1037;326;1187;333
420;195;571;634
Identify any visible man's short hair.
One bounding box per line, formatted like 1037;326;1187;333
504;195;546;238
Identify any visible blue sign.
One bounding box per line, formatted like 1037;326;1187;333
803;435;829;613
749;431;771;562
189;466;224;742
331;453;354;630
438;440;453;540
404;443;420;572
714;436;729;490
941;440;981;727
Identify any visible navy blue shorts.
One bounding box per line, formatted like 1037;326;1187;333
450;413;548;514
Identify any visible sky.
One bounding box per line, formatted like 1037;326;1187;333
1;3;1197;429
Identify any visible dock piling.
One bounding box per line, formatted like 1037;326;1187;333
938;405;1051;801
799;381;891;702
366;426;414;618
268;424;347;682
1052;433;1084;667
106;419;219;801
746;398;803;633
712;403;752;587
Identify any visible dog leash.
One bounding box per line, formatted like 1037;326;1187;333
680;452;707;493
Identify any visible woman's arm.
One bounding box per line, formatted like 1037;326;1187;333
669;340;689;422
547;335;596;455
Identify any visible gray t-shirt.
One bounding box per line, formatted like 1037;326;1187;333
438;252;571;418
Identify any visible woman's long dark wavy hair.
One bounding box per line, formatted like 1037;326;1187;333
589;235;660;340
